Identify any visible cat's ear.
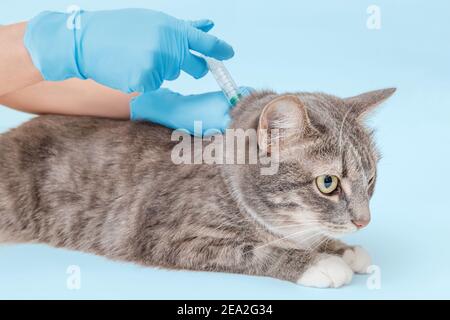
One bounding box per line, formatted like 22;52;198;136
257;95;314;154
344;88;396;120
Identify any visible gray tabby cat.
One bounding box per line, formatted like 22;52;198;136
0;88;395;288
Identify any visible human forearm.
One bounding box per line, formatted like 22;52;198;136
0;79;251;135
0;23;42;96
0;79;134;119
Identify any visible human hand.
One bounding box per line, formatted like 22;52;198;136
130;87;251;136
24;9;234;93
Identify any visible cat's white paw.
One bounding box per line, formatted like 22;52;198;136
297;254;353;288
342;246;372;274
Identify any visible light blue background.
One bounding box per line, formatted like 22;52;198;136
1;0;449;299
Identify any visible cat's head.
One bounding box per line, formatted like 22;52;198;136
226;88;395;243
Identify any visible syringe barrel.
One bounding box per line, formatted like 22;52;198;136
204;57;242;106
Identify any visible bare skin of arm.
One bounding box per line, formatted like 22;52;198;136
0;79;135;119
0;22;134;119
0;23;42;96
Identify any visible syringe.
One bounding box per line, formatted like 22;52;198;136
204;57;248;106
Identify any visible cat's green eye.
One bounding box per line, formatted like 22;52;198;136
316;175;339;195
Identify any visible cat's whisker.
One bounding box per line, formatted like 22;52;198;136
267;222;323;229
214;217;324;232
247;228;323;253
270;223;320;229
264;218;322;222
293;231;326;266
265;219;322;223
307;235;328;252
299;233;328;265
298;229;325;246
263;219;323;224
304;239;327;264
247;229;317;253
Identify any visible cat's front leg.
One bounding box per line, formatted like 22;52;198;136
320;239;372;274
137;235;354;288
244;246;353;288
152;237;355;288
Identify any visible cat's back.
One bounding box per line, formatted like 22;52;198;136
0;115;178;213
1;114;173;147
0;115;175;167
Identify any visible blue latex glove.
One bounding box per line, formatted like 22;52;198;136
130;88;251;136
24;9;234;93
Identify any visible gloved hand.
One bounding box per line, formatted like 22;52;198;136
24;9;234;93
130;87;251;136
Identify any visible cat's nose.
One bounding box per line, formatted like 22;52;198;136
351;218;370;229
